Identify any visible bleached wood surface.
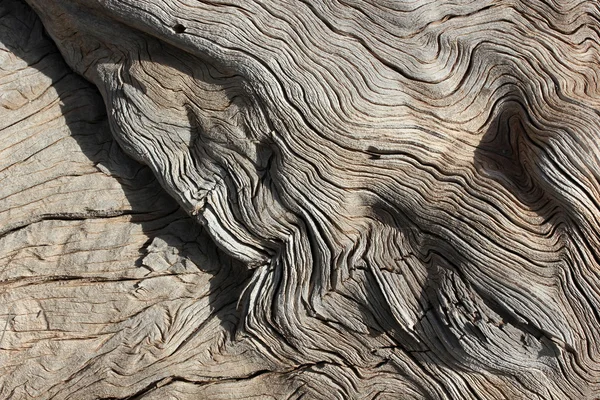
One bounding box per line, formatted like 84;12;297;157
3;0;600;398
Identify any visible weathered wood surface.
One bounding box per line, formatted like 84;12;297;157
3;0;600;398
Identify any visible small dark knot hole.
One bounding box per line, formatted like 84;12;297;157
173;24;186;34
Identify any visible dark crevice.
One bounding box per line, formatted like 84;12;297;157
0;210;150;239
100;364;329;400
172;23;185;34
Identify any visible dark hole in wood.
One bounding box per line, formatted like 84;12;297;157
173;24;186;34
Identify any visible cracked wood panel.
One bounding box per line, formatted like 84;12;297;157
4;0;600;398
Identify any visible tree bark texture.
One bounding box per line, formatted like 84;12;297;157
2;0;600;398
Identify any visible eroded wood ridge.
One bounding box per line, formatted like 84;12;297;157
3;0;600;398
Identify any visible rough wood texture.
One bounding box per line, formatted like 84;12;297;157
3;0;600;398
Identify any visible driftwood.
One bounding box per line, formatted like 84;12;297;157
2;0;600;398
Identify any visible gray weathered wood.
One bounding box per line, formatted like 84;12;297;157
3;0;600;398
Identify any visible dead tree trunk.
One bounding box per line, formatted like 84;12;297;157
2;0;600;398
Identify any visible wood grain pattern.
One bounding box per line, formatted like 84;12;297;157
3;0;600;398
